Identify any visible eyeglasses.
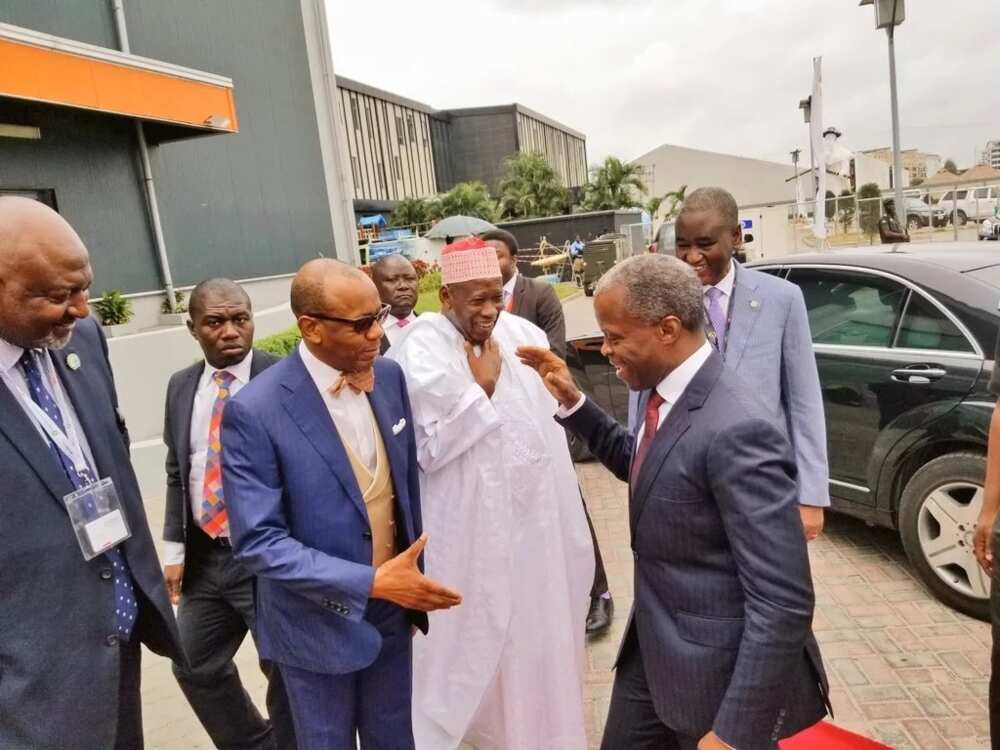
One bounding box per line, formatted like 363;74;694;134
302;303;391;334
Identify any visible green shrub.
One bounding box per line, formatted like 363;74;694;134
418;270;442;294
256;327;301;358
93;290;134;326
160;290;188;314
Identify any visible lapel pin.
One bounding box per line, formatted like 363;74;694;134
392;418;407;435
66;353;81;371
749;299;761;310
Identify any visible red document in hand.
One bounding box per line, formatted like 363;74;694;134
779;721;892;749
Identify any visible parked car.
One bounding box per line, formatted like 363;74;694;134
902;196;948;230
566;243;1000;620
935;187;1000;226
979;216;1000;241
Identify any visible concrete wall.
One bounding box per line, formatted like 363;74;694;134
633;144;798;219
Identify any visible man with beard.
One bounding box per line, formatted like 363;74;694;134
371;253;419;354
388;237;594;750
0;196;182;749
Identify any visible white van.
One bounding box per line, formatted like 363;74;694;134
936;186;1000;225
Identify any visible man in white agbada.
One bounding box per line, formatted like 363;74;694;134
388;237;594;750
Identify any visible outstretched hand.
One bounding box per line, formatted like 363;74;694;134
516;346;582;410
371;534;463;612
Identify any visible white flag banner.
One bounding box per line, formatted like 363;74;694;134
811;56;827;240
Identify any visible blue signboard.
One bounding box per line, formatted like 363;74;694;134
741;218;753;230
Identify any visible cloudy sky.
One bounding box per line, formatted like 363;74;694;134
326;0;997;170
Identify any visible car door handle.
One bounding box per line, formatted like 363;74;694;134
891;366;947;384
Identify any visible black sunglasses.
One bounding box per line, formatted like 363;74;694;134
302;303;391;333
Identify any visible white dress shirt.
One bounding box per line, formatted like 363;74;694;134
502;271;518;309
383;311;417;348
0;337;98;474
559;341;714;442
705;261;736;313
162;351;254;566
299;341;377;473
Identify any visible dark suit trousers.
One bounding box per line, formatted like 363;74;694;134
990;530;1000;750
173;535;295;750
280;600;414;750
582;490;609;597
601;627;700;750
115;639;144;750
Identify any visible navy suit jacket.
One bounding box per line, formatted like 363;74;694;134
0;317;182;749
220;350;427;675
561;350;829;749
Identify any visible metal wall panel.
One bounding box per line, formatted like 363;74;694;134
124;0;338;284
0;100;162;293
0;0;117;48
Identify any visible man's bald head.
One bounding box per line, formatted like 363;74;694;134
290;258;373;317
0;197;92;349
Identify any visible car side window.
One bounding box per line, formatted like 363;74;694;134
788;269;906;347
975;187;990;200
896;292;974;353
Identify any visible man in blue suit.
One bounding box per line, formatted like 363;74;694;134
632;186;829;540
519;254;828;749
0;197;183;748
221;259;461;750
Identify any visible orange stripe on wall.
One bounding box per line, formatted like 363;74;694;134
0;38;238;132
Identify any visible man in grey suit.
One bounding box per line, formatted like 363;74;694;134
518;254;828;749
162;278;294;749
632;187;829;540
0;197;183;748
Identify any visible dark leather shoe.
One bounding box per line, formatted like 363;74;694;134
586;596;613;635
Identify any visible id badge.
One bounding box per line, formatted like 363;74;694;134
63;477;131;560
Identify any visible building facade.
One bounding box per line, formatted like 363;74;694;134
979;140;1000;170
860;148;942;182
334;79;587;216
0;0;356;298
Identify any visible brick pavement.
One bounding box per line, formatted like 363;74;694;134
141;460;992;749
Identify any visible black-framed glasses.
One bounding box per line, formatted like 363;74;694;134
301;303;391;334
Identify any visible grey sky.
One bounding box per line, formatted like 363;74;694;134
327;0;997;172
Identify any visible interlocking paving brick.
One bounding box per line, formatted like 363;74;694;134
137;461;992;749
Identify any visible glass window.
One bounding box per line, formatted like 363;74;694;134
975;187;990;200
790;269;906;347
350;98;360;130
897;293;973;352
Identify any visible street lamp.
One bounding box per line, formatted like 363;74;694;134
860;0;906;227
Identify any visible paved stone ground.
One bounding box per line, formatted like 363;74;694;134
141;460;992;749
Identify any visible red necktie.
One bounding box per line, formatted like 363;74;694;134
396;316;410;328
631;390;665;482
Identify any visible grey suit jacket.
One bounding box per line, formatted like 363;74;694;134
627;263;830;507
561;351;828;748
0;316;182;749
162;349;280;546
509;273;567;359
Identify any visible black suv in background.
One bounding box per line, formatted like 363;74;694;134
566;243;1000;620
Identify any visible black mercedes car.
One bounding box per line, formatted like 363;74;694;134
566;243;1000;620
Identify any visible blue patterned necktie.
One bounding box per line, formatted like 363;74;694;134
19;350;138;641
705;286;728;355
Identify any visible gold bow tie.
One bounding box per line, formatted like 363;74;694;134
330;368;375;396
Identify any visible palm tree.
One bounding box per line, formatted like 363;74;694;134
390;196;433;227
497;152;569;219
583;157;647;211
646;184;687;221
437;181;499;223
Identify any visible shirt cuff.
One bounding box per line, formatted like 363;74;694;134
556;393;586;418
162;541;186;566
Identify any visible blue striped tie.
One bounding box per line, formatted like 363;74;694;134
19;350;138;641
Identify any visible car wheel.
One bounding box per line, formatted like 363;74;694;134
897;452;989;621
907;215;922;232
566;428;592;462
955;210;968;227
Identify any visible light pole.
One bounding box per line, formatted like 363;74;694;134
798;97;815;200
791;149;801;251
860;0;906;227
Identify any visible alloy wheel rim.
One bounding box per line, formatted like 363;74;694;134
916;481;989;601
